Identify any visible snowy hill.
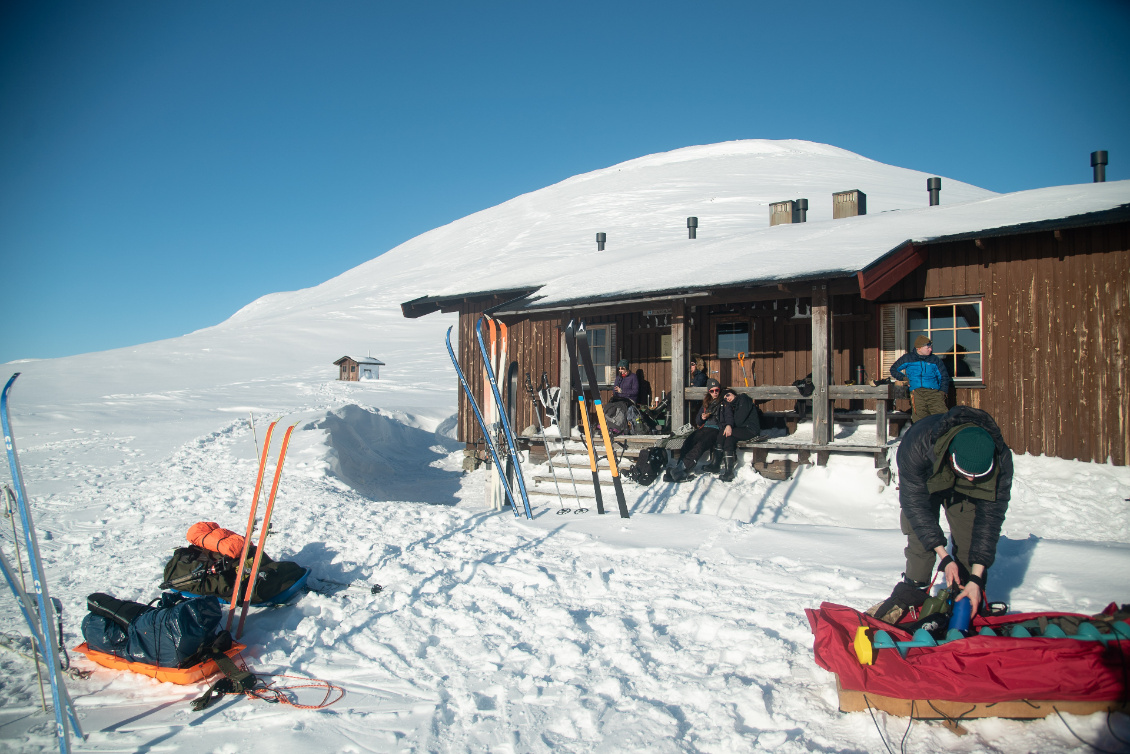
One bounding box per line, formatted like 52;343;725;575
2;140;1128;753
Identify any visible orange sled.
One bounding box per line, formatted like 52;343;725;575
74;642;246;685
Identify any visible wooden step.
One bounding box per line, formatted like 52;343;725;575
532;473;619;487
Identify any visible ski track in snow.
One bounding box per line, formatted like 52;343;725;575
2;402;1128;752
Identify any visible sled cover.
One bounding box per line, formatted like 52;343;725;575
807;602;1129;703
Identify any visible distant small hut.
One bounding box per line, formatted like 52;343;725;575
334;356;385;381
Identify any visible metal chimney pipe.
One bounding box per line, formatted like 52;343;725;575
927;177;942;206
795;199;808;222
687;216;698;239
1091;150;1108;183
596;232;606;251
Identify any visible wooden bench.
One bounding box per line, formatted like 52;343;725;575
685;383;910;445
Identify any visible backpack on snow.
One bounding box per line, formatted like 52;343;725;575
161;545;306;604
626;447;668;486
82;591;228;668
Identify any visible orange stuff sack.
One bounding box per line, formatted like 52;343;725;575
187;522;251;560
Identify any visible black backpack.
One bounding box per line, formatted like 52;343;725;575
161;545;306;604
626;447;668;486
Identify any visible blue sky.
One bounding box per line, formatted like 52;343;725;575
1;1;1127;363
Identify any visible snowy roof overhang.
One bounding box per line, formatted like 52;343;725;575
334;356;386;366
400;181;1130;318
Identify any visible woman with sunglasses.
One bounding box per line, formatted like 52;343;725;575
664;378;723;483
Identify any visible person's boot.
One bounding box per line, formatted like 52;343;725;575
866;575;928;625
705;447;723;473
664;460;693;483
718;454;738;482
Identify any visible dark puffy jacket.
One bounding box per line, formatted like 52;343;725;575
719;394;760;432
693;398;721;429
613;371;639;403
895;407;1013;569
891;352;951;393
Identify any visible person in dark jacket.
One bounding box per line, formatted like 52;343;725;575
715;388;766;481
688;356;708;415
890;335;951;423
610;359;639;405
689;357;708;388
872;406;1013;623
665;379;721;482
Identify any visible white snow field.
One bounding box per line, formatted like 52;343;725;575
2;141;1129;753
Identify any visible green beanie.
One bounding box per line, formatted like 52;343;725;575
949;426;995;478
617;359;629;369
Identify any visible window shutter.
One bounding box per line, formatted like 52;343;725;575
878;304;902;379
605;323;618;384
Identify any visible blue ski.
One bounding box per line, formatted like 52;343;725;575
2;373;85;752
474;315;533;519
445;328;522;517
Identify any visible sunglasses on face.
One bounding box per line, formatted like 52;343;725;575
709;388;720;393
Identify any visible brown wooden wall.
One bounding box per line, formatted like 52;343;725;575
455;299;561;447
879;221;1129;465
453;221;1129;465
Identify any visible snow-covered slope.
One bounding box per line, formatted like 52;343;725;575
2;140;1128;753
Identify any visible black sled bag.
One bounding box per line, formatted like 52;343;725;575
82;592;225;667
161;545;306;603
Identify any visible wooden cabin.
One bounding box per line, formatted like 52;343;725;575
403;182;1130;468
334;356;385;381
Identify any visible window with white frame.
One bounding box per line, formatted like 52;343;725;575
879;299;983;384
584;323;617;385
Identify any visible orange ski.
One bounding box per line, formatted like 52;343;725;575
235;422;298;639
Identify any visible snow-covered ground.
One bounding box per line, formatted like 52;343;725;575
2;141;1129;753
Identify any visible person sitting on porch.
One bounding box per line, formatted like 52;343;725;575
610;359;638;405
890;335;951;423
715;388;767;482
665;379;722;483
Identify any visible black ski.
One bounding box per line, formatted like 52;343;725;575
575;323;631;518
505;360;519;491
564;322;605;515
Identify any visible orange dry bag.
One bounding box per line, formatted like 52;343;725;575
187;522;251;560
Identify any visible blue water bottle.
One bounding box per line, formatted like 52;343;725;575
950;596;972;634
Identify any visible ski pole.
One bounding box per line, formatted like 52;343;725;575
0;517;46;711
249;411;259;461
524;373;568;513
539;373;584;511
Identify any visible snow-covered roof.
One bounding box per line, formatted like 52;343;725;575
394;140;1129;317
414;181;1130;316
335;355;386;365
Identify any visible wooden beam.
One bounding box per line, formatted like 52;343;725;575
558;325;573;433
684;384;908;400
811;283;831;445
670;300;687;429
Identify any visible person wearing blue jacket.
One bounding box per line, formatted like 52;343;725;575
891;335;951;423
